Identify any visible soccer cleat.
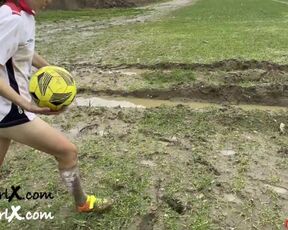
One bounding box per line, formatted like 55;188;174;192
77;195;113;213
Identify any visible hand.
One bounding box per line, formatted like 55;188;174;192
21;101;66;116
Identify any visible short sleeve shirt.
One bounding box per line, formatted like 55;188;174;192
0;3;36;127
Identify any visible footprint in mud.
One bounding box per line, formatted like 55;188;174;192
138;212;156;230
162;195;187;214
128;210;157;230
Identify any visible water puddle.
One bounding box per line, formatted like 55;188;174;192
76;96;145;108
75;96;287;111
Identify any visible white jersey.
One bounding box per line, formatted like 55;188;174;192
0;2;36;128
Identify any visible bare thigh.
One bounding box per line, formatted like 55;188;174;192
0;137;11;166
0;117;77;168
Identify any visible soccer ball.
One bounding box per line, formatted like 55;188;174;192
29;66;77;111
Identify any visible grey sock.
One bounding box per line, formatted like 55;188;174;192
60;166;87;206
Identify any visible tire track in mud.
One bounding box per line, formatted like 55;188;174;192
71;59;288;72
73;59;288;107
77;84;288;107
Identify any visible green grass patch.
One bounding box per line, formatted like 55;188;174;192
139;106;217;137
0;136;151;229
53;0;288;65
142;69;195;88
0;107;287;229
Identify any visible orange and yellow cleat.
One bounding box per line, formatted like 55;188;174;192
77;195;113;213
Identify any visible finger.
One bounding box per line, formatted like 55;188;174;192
30;107;53;115
33;107;65;115
36;107;51;113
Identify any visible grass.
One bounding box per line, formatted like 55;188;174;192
0;106;287;229
37;0;288;65
117;0;288;64
142;69;196;88
2;0;288;229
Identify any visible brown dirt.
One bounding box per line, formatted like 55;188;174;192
97;59;288;72
78;84;288;106
47;0;155;9
69;60;288;107
47;0;197;11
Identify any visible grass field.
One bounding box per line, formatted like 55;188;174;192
1;0;288;229
96;0;288;64
37;0;288;65
1;106;287;229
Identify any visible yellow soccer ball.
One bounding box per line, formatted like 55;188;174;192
29;66;77;111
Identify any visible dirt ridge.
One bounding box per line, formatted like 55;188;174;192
71;59;288;72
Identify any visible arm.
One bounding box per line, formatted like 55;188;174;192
32;52;50;69
0;71;57;115
0;16;57;114
0;77;31;109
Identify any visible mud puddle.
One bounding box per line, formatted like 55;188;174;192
75;96;287;111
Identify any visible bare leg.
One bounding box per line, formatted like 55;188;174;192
0;117;86;206
0;137;11;167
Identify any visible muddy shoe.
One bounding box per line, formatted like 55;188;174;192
77;195;113;213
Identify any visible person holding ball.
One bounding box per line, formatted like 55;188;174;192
0;0;113;212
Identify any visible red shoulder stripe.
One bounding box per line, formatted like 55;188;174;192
4;2;21;16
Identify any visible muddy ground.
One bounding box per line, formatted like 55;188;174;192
2;0;288;229
37;0;288;228
47;0;159;9
19;104;287;229
39;0;288;108
70;60;288;107
16;59;288;228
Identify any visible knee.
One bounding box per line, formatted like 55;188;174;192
56;142;78;167
67;143;78;163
